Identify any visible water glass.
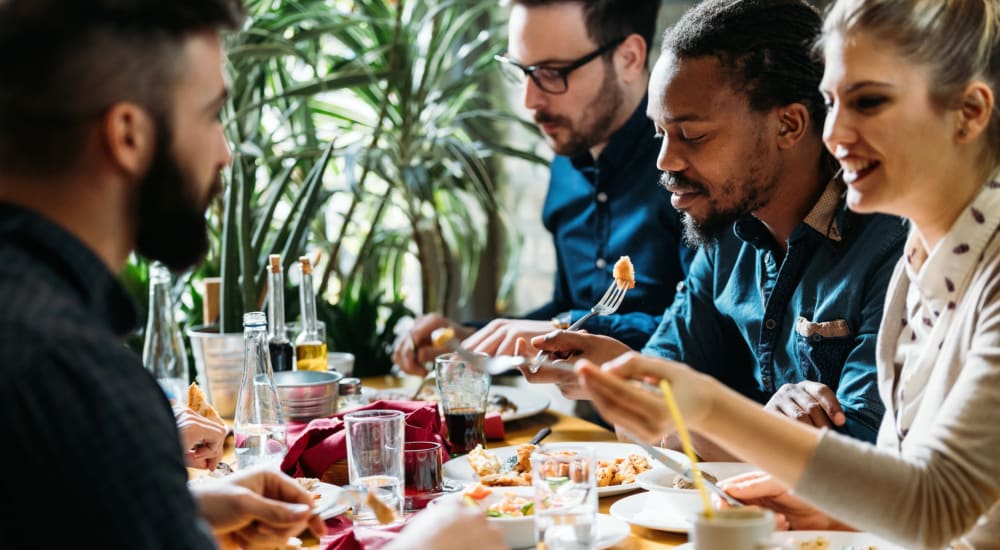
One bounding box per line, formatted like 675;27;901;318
403;441;444;510
531;445;597;550
344;409;405;526
435;351;490;455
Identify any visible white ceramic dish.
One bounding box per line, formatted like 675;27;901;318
430;488;629;550
636;461;759;492
443;442;657;497
309;481;352;519
674;529;906;549
608;491;696;533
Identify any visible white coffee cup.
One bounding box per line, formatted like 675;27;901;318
691;506;791;550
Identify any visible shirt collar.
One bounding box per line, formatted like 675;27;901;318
0;202;139;337
569;95;652;173
903;180;1000;313
733;174;845;248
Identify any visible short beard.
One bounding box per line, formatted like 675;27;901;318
680;210;740;247
536;59;623;158
134;120;217;272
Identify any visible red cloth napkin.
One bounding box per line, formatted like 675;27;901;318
282;400;448;478
319;514;412;550
484;411;504;440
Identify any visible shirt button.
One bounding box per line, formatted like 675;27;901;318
764;318;777;330
596;192;608;203
595;258;607;269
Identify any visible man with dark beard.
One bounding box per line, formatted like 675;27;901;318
394;0;692;378
521;0;907;460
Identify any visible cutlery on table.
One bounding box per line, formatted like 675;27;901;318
429;327;573;376
619;430;743;508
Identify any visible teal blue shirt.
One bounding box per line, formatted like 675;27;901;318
643;187;906;442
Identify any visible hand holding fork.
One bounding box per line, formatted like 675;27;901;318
528;279;629;374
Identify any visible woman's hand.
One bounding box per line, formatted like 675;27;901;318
577;352;717;442
721;471;846;531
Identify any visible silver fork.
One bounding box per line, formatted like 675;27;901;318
528;281;629;373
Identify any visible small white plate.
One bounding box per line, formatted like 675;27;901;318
443;442;658;497
673;529;906;549
608;491;694;533
637;461;759;492
310;482;352;519
594;513;631;549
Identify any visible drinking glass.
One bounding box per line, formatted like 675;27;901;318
403;440;444;510
531;445;597;550
435;351;490;455
344;409;405;526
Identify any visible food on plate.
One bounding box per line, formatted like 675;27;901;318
597;454;652;487
461;483;534;517
613;256;635;290
467;444;650;488
671;470;718;489
375;388;518;416
187;382;223;425
467;444;502;476
488;393;519;415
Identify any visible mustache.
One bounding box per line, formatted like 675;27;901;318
534;111;569;126
659;171;708;194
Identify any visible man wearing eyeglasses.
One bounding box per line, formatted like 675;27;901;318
394;1;692;390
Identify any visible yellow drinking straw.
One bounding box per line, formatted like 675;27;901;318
658;379;714;518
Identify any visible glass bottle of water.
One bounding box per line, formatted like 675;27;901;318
234;311;287;470
142;262;189;404
266;254;294;372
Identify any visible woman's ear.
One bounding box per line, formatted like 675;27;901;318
102;102;156;180
955;80;993;143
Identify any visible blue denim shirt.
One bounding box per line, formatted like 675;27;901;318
642;182;906;442
523;97;695;350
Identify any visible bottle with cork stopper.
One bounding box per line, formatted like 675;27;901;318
295;255;327;371
266;254;294;372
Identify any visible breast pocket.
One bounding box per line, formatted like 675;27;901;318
794;317;854;386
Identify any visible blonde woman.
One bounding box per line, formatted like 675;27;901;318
580;1;1000;548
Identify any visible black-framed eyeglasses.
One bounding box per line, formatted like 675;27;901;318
493;36;626;94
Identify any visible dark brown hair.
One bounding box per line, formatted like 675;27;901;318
0;0;245;175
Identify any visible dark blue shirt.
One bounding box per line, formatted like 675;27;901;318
0;202;216;548
642;182;907;442
523;97;694;350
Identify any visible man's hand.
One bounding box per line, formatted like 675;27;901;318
391;314;473;376
765;381;846;429
175;405;227;470
462;318;555;357
191;466;327;549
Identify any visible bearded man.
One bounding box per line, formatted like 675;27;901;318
521;0;907;460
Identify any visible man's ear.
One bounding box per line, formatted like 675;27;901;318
102;102;155;180
616;33;648;85
775;103;810;150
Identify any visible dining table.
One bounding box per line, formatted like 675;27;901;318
214;373;689;549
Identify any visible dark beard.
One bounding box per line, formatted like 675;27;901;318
134;122;217;272
535;60;623;158
660;171;759;247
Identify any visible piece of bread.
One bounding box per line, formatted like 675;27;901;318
613;256;635;290
187;383;223;425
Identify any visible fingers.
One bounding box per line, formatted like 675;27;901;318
720;471;787;501
578;360;668;442
802;382;846;426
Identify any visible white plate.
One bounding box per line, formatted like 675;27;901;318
443;442;655;497
367;384;550;422
608;491;694;533
310;482;352;520
491;385;550;421
674;530;906;549
637;461;759;492
593;513;631;549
